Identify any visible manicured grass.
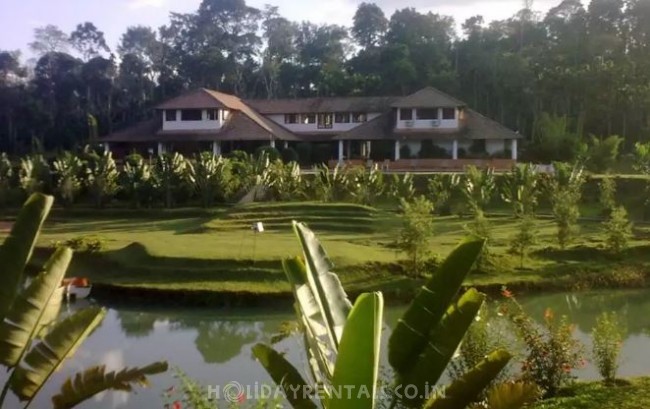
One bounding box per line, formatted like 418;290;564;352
534;378;650;409
6;201;648;299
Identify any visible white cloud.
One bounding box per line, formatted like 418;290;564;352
127;0;169;10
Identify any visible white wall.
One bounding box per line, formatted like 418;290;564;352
162;109;228;131
486;139;506;155
396;108;459;130
266;113;381;133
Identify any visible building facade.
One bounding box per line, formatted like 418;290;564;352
101;87;521;169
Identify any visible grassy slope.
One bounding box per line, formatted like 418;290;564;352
15;201;650;296
534;378;650;409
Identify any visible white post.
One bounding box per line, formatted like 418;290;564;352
157;142;165;155
103;142;110;153
283;141;289;149
366;141;372;157
338;140;344;162
212;141;221;156
452;139;458;160
270;139;276;148
511;139;518;160
395;140;401;160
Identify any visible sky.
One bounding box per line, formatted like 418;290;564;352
1;0;563;58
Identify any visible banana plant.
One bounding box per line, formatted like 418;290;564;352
501;163;539;218
0;193;167;408
52;152;84;207
254;222;519;409
85;150;120;208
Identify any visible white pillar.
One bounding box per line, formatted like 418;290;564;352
103;142;110;153
338;140;344;162
366;141;372;157
452;139;458;160
212;141;221;156
157;142;165;155
511;139;518;160
395;140;401;160
270;139;276;148
283;141;289;149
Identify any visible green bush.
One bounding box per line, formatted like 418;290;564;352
397;196;434;276
280;147;299;163
603;206;632;256
255;146;281;162
53;235;106;253
592;312;626;383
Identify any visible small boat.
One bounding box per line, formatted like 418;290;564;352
61;277;92;301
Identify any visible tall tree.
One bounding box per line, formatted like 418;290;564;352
70;22;110;61
352;2;388;49
29;25;70;55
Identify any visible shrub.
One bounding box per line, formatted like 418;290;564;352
462;166;496;215
0;153;13;207
427;173;460;215
310;164;350;202
19;154;50;195
603;206;632;256
585;135;623;173
188;152;234;207
397;196;434;276
52;152;84;206
121;154;154;208
261;160;304;201
592;312;626;383
54;235;105;253
501;163;539;218
280;147;299;163
295;142;312;165
388;172;415;202
255;145;281;162
500;290;584;397
510;215;537;268
548;164;584;249
152;152;190;208
598;176;616;218
85;150;120;208
348;164;384;205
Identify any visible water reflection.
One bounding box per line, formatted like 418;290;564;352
23;288;650;409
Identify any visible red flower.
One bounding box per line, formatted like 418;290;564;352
172;401;182;409
562;363;572;373
501;287;514;298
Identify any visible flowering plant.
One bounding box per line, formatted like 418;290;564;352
499;287;584;397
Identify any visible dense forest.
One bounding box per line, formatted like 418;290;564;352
0;0;649;160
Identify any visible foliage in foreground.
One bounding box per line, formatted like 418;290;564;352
252;222;531;409
0;193;167;408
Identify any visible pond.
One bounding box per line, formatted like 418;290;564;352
8;288;650;409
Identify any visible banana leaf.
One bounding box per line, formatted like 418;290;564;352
388;238;484;375
283;257;335;381
292;222;351;348
400;288;486;407
252;343;318;409
329;292;383;409
0;247;72;367
0;193;53;318
51;361;169;409
11;307;106;401
423;349;512;409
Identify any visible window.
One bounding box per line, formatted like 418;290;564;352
165;110;177;121
181;109;202;121
352;112;367;123
207;109;219;121
442;108;456;120
399;108;413;121
335;112;350;123
318;113;333;129
284;114;300;124
302;114;316;124
416;108;438;120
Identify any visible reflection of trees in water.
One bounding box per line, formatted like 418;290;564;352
517;289;650;335
194;322;263;364
168;316;276;364
117;310;158;338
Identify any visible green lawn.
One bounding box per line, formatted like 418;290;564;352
534;378;650;409
6;201;648;297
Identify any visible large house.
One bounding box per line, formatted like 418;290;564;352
101;87;521;169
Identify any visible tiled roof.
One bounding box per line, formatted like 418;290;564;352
334;109;521;141
155;89;228;109
245;96;398;114
391;87;466;108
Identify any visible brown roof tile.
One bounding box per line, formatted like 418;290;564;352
244;96;398;114
391;87;466;108
155;89;228;109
